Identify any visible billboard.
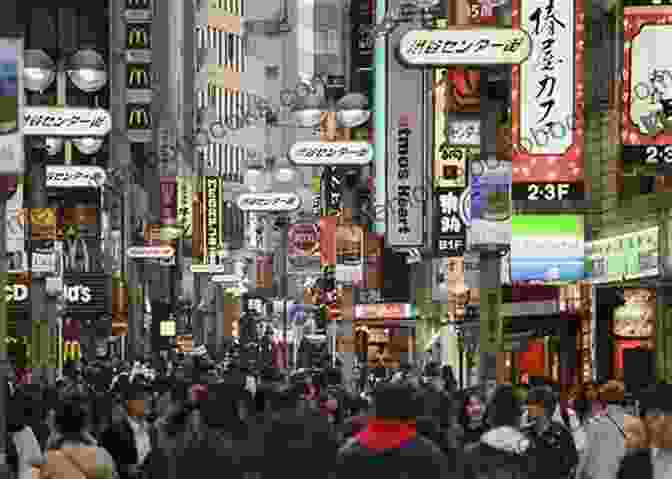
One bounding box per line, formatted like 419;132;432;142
386;19;426;248
469;155;512;248
588;227;658;284
511;0;585;199
511;215;585;282
622;6;672;172
0;37;23;174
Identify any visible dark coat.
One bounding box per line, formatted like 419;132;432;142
335;419;465;479
617;449;653;479
100;418;156;479
463;426;536;479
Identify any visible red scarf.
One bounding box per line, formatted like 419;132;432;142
356;418;417;451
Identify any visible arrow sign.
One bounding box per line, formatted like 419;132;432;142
127;245;175;258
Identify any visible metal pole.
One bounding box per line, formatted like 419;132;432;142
280;218;289;363
0;192;8;472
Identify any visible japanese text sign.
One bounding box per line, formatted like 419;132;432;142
289;141;373;166
435;188;468;257
512;0;585;184
24;107;111;136
236;192;301;212
399;28;532;66
46;166;107;189
588;227;659;284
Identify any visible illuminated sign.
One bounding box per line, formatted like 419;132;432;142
204;177;223;263
23;107;111;137
126;24;151;63
588;227;659;284
355;303;413;320
622;7;672;170
512;0;585;189
436;188;468;256
512;182;584;201
127;104;152;143
126;245;175;258
46;165;106;189
127;64;152;104
446;116;480;146
399;28;531;66
336;224;364;285
177;177;193;238
288;141;373;166
236;192;301;212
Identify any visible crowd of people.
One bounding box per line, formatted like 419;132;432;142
5;357;672;479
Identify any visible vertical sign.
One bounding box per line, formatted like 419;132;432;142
0;37;23;174
177;176;193;239
470;157;512;248
622;7;672;171
512;0;585;197
435;188;468;256
374;0;386;235
203;176;223;265
160;176;177;226
125;0;153;143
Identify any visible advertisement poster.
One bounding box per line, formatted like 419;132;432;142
0;38;23;174
386;19;426;248
336;224;364;285
622;6;672;171
511;215;585;282
588;227;658;283
435;187;468;256
288;223;320;271
202;177;223;265
469;156;512;248
511;0;585;194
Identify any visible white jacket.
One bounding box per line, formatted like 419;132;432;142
12;426;44;479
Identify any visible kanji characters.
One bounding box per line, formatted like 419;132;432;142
439;191;459;215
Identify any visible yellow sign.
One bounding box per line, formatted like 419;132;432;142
128;65;150;88
127;25;150;49
177;176;194;239
434;68;468;189
29;208;57;240
128;106;151;129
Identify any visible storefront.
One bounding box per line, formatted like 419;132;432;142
588;227;659;387
353;303;415;369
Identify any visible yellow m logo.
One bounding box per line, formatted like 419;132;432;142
128;27;150;49
128;108;151;129
128;66;150;88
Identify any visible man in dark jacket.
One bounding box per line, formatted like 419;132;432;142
335;382;462;479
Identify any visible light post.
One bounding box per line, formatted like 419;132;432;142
22;48;108;381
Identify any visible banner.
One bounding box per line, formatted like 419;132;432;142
177;176;194;239
512;0;585;195
336;224;364;285
386;20;426;248
622;6;672;172
0;37;24;173
469;157;511;248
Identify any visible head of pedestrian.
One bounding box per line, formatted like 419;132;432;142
371;381;419;423
54;398;95;445
486;384;525;429
123;382;150;419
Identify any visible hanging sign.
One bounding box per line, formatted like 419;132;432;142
236;192;301;212
23;107;111;136
46;165;107;189
288;141;373;166
177;176;194;238
435;187;468;256
588;227;659;283
399;28;532;66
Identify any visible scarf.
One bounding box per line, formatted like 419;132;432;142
356;418;417;451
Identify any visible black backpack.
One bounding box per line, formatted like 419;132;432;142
530;422;579;478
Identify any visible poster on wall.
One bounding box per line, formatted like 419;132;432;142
511;0;585;200
622;6;672;172
386;19;426;248
0;37;24;174
510;215;585;282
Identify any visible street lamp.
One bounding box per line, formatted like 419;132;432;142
65;49;107;93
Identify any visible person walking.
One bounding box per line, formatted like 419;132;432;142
575;380;628;479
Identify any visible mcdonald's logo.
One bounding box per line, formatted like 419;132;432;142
63;340;81;361
128;65;150;89
126;0;150;8
127;25;150;49
128;106;151;129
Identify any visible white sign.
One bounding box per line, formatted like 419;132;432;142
211;274;242;284
31;250;58;274
46;165;107;188
288;141;373;166
511;236;584;259
447;119;481;146
63;284;93;304
236;193;301;212
399;28;532;66
24;107;111;136
519;0;575;155
126;245;175;258
190;264;227;273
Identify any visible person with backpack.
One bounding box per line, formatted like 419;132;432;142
523;385;579;479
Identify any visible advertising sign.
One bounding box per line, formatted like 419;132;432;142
464;250;511;290
236;192;301;212
436;187;468;256
336;224;364;285
321;168;343;216
469;156;511;248
288;141;373;166
511;0;585;194
46;166;106;189
288;223;320;268
387;21;426;248
126;64;152;103
588;227;659;284
8;273;107;314
355;303;413;320
126;245;175;258
0;38;23;174
23;107;111;137
177;176;193;238
622;7;672;171
399;28;532;66
203;177;223;264
127;104;152;143
256;255;273;290
511;215;585;282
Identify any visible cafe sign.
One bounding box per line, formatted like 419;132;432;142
588;227;659;283
355;303;413;320
288;141;373;166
